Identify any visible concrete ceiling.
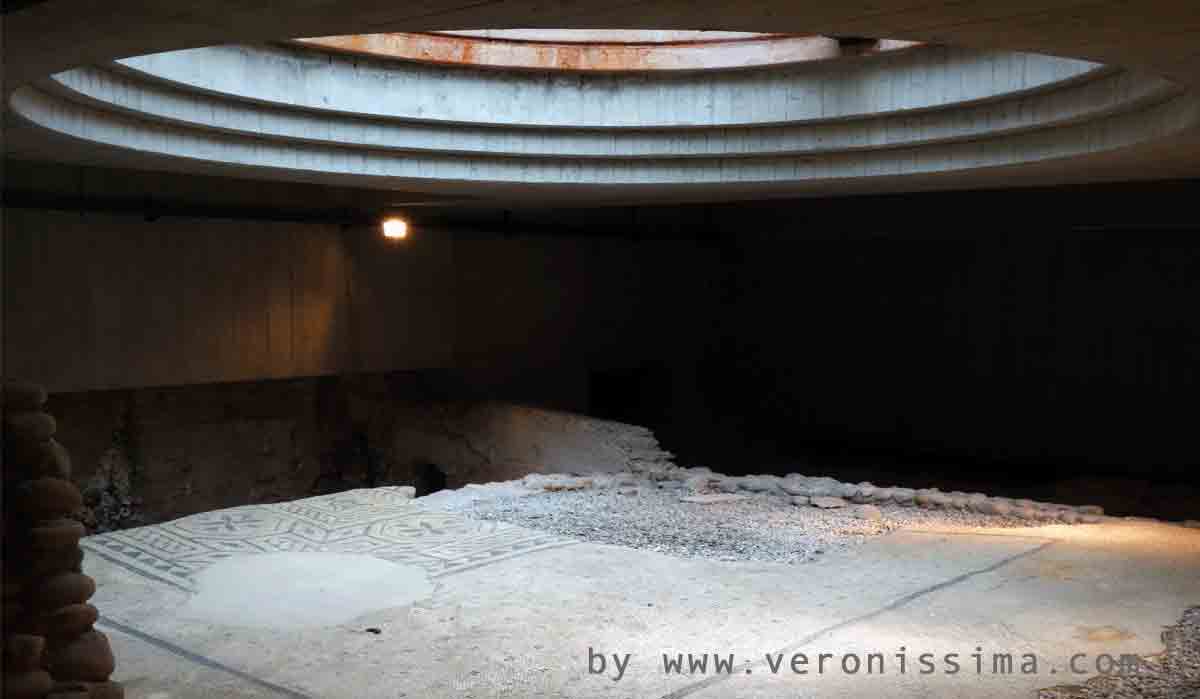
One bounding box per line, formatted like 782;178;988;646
4;0;1200;206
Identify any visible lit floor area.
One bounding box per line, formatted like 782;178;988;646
85;486;1200;698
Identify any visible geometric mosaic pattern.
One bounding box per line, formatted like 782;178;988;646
83;487;577;592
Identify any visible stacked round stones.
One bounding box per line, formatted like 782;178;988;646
3;381;121;699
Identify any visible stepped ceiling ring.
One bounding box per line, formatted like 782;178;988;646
6;4;1200;203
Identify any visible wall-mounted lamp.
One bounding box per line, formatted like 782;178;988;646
381;216;410;241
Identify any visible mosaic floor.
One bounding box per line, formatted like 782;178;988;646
82;489;1200;698
82;487;577;592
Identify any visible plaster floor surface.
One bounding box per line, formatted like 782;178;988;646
82;487;1200;698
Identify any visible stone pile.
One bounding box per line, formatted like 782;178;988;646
454;482;1037;565
522;465;1109;524
3;381;122;699
1039;605;1200;699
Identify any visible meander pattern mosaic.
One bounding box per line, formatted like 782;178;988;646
82;487;576;590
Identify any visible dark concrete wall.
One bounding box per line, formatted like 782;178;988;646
2;209;687;392
3;209;444;389
11;205;1200;482
656;232;1200;485
8;172;1200;503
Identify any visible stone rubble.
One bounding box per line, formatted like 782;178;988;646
420;463;1199;567
1038;606;1200;699
433;467;1082;566
79;447;142;535
678;494;749;505
516;465;1115;523
444;486;1050;565
850;504;884;521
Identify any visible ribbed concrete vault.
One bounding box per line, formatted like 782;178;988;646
5;0;1200;204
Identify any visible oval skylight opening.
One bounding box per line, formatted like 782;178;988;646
295;31;920;72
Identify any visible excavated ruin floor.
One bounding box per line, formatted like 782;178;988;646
447;488;1038;565
83;485;1200;698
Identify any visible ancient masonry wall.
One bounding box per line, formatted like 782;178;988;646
43;375;674;528
388;400;675;488
2;381;123;699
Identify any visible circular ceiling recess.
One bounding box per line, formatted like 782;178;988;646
294;31;922;72
9;29;1197;202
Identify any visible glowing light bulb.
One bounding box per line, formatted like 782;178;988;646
382;217;409;240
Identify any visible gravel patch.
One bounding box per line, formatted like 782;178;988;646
1039;606;1200;699
442;486;1047;565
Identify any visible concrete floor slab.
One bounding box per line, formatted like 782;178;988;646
100;620;295;699
83;490;1200;698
